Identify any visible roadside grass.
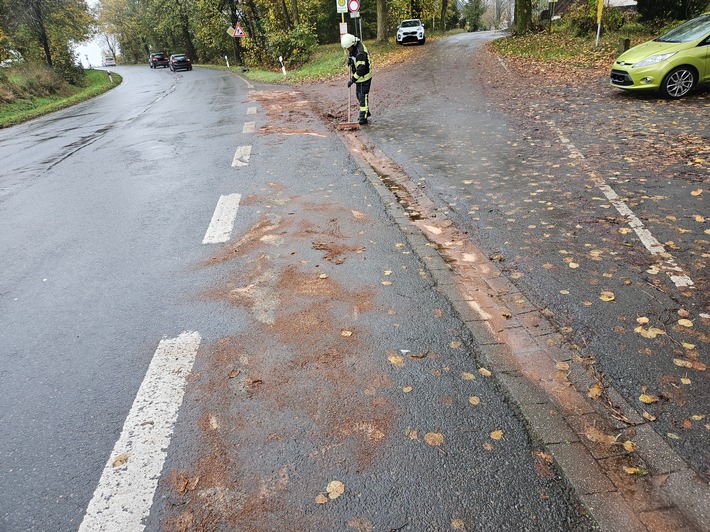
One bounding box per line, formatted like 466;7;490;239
0;68;122;128
210;31;453;84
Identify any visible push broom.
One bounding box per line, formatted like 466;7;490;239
337;82;360;130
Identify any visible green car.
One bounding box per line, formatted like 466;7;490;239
610;13;710;99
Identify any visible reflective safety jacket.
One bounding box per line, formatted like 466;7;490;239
348;41;372;83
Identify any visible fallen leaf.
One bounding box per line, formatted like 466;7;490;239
599;291;615;302
341;330;353;337
639;393;659;404
478;367;492;377
667;433;680;440
452;518;466;530
461;372;476;381
468;396;481;405
424;432;445;446
642;411;657;421
623;441;638;452
681;377;691;385
677;319;693;328
315;493;329;504
682;342;696;350
388;354;405;367
403;386;413;393
690;188;703;196
381;281;392;286
326;480;345;499
556;362;570;371
450;341;463;349
623;466;648;476
585;426;617;444
483;442;494;451
112;453;128;468
636;316;649;325
588;384;603;399
319;273;329;279
673;358;693;369
228;369;240;379
490;430;504;441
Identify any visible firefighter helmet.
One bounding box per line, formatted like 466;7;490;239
340;33;358;49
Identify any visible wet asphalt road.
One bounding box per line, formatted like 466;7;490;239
1;65;596;530
364;32;708;481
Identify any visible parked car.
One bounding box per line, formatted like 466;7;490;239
397;19;426;45
169;54;192;72
610;13;710;99
102;57;116;67
149;52;169;68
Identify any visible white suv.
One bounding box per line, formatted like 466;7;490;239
397;19;426;45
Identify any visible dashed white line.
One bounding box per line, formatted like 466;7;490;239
79;331;202;532
232;145;252;167
242;121;256;134
546;120;694;289
202;193;242;244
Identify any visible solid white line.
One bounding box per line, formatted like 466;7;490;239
232;145;251;167
79;331;202;532
242;121;256;134
202;193;242;244
247;107;257;115
546;120;694;289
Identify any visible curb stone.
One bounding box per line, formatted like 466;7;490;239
340;131;710;532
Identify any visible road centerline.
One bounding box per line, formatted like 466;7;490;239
78;331;202;532
203;193;242;244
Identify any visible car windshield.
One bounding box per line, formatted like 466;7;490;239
655;14;710;43
401;20;420;27
173;55;186;60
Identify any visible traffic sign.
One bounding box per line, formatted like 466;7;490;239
336;0;347;14
348;0;359;12
234;23;246;37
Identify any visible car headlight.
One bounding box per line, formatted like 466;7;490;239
633;52;676;68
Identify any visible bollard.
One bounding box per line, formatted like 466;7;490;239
619;37;630;53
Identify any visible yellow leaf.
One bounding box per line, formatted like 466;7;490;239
636;316;649;325
623;466;647;476
677;319;693;328
682;342;696;350
569;262;580;268
673;358;693;369
402;385;413;393
556;362;570;371
639;393;659;404
599;291;615;302
461;372;476;381
326;480;345;499
112;453;128;468
384;270;392;276
424;432;445;446
618;228;632;234
681;377;691;385
381;281;392;286
468;396;481;406
340;330;353;337
450;341;463;349
690;189;703;196
694;215;705;222
623;440;638;452
319;273;329;279
315;493;329;504
667;432;680;440
690;415;705;421
490;430;504;441
388;355;405;367
451;519;466;530
642;411;656;421
483;442;494;451
588;384;603;399
478;367;492;377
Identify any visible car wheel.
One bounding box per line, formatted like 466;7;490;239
188;67;192;71
419;37;426;44
660;66;696;99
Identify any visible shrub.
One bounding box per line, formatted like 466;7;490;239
563;0;625;36
267;24;318;67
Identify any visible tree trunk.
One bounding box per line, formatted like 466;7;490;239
290;0;300;25
376;0;387;42
515;0;532;34
439;0;448;31
281;0;293;29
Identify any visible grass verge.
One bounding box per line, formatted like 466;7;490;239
0;69;122;128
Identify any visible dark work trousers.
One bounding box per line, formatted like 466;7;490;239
355;79;371;120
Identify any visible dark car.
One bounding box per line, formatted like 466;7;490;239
169;54;192;72
149;52;169;68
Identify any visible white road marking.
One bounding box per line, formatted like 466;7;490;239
247;107;257;115
242;121;256;134
232;145;251;167
546;120;694;289
79;331;202;532
202;193;242;244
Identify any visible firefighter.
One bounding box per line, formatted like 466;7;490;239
341;33;372;125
